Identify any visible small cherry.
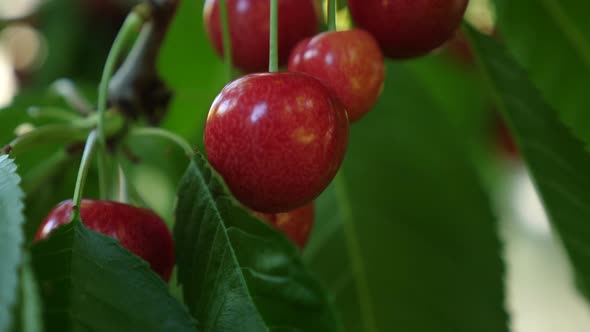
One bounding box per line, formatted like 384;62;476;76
204;0;320;72
347;0;469;59
288;29;385;122
251;202;314;249
35;199;175;282
204;72;348;213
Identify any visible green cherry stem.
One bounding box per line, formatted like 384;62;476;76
2;125;88;156
27;106;80;122
117;156;150;208
128;127;195;158
268;0;279;72
327;0;337;31
117;164;129;204
218;0;233;81
50;78;93;115
72;130;99;222
98;12;144;141
97;148;108;200
0;110;125;157
97;10;145;199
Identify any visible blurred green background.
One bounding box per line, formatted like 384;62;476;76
1;0;589;331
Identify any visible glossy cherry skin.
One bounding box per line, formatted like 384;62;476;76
347;0;469;59
204;72;349;213
288;29;385;122
252;202;314;249
35;200;175;282
204;0;320;73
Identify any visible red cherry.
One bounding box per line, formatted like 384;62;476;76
288;29;385;122
204;72;348;213
35;200;175;282
347;0;469;59
204;0;320;72
251;202;314;249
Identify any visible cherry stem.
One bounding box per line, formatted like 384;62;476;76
97;9;145;199
97;152;108;200
128;127;195;158
72;130;99;222
218;0;233;81
117;164;129;204
268;0;279;72
98;11;144;141
117;156;150;208
27;106;80;122
2;125;87;156
327;0;337;31
1;110;124;157
50;79;93;115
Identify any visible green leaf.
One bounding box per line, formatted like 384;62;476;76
468;26;590;303
303;62;508;332
493;0;590;143
31;220;196;332
0;156;25;332
174;155;340;332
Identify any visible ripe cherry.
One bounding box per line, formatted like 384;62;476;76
288;29;385;122
347;0;469;59
251;202;314;249
204;72;348;213
204;0;320;72
35;200;175;282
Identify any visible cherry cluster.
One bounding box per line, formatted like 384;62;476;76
203;0;469;248
35;0;468;281
33;1;181;282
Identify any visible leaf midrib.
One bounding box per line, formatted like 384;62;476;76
189;162;269;331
